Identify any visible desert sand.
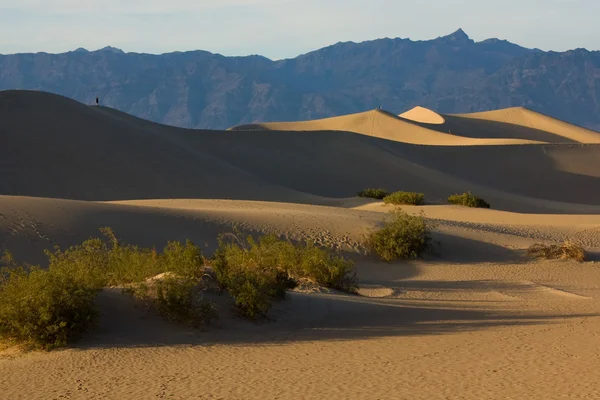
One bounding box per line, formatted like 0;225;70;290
1;90;600;399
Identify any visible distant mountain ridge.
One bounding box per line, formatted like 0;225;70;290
0;29;599;130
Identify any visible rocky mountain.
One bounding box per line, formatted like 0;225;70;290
1;29;599;130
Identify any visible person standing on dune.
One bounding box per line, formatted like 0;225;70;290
96;97;99;106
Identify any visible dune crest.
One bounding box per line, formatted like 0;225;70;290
399;106;446;124
450;107;600;144
234;105;600;145
231;109;542;146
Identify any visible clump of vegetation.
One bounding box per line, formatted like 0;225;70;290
365;210;433;262
213;233;357;319
0;227;358;348
0;252;98;350
153;276;218;325
447;192;490;208
383;191;425;206
0;229;214;349
357;188;390;200
527;241;587;262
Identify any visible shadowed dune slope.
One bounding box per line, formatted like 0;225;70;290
2;90;600;213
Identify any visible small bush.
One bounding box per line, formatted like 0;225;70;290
357;188;389;200
528;241;586;262
213;233;357;318
0;229;213;349
290;242;357;293
383;191;425;206
155;277;217;325
213;234;296;319
366;210;433;262
447;192;490;208
0;264;98;350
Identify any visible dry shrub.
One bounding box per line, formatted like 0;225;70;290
527;241;586;262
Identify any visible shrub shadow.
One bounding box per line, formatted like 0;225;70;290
75;283;597;350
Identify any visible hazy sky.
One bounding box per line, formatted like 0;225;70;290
0;0;596;59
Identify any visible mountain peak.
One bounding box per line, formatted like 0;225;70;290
96;46;124;54
72;47;89;53
439;28;473;44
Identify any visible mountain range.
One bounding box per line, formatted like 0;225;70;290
1;29;599;130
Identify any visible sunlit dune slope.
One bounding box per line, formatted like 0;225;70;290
231;109;542;146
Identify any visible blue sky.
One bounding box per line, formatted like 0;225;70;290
0;0;596;59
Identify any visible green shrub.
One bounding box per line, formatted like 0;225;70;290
213;234;297;319
213;233;357;318
357;188;390;200
0;229;213;349
383;191;425;206
366;210;433;262
155;277;218;325
0;264;98;350
447;192;490;208
289;242;357;293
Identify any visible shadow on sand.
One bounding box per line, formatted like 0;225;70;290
74;278;598;351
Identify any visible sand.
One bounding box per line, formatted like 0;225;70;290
1;90;600;399
231;108;545;146
400;106;446;124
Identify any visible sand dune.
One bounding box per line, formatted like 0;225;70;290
2;91;600;213
233;105;600;145
398;106;600;144
231;108;543;145
400;106;446;124
452;107;600;143
2;90;600;399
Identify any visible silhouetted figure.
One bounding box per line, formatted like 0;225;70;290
96;97;99;106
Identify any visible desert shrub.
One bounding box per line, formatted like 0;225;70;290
160;240;206;280
290;242;357;293
383;191;425;206
447;192;490;208
357;188;390;200
154;277;218;325
213;234;297;319
0;229;213;349
366;210;433;262
213;233;357;318
0;264;98;350
528;241;586;262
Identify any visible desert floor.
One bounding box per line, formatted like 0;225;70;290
1;197;599;399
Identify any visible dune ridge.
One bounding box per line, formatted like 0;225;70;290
399;106;446;124
233;104;600;145
231;109;544;146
